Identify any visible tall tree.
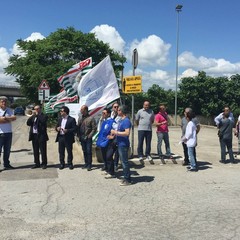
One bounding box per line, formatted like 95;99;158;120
178;71;240;117
147;84;174;114
5;27;125;103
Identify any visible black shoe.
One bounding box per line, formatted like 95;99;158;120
87;167;92;171
182;161;190;166
188;168;198;172
42;165;47;169
59;164;65;170
31;164;40;169
4;165;15;170
101;166;106;171
68;164;74;170
231;160;237;164
82;164;88;169
219;160;226;164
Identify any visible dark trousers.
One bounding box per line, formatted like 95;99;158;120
182;142;197;164
220;138;234;162
0;132;12;167
32;134;47;166
101;141;117;175
81;138;93;168
137;130;152;157
114;148;119;167
58;135;73;165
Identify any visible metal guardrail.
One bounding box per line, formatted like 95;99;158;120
0;83;20;89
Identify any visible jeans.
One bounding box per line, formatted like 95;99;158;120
81;138;93;168
137;130;152;157
157;132;171;156
118;146;131;182
188;147;197;169
0;132;12;167
220;138;234;162
182;142;197;163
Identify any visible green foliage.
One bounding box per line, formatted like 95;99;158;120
147;84;175;113
178;71;240;117
5;27;125;104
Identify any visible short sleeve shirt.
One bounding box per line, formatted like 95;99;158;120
117;117;131;147
135;108;154;131
155;112;169;133
0;107;13;133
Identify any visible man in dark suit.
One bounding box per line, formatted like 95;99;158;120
55;106;77;170
27;105;49;169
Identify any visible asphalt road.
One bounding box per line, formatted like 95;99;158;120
0;116;240;240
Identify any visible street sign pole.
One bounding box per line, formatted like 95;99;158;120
131;48;138;158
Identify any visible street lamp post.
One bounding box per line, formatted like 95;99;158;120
174;4;183;126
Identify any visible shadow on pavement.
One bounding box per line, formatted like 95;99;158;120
197;161;212;171
11;148;31;153
132;175;155;184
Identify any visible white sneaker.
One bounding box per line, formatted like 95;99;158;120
146;155;152;161
105;174;116;179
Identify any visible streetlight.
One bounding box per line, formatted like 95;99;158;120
174;4;183;126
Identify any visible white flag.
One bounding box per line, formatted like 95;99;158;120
78;55;120;110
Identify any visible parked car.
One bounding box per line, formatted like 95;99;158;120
14;106;25;115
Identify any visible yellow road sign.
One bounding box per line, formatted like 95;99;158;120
122;75;142;94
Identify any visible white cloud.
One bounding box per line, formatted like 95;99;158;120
0;47;9;67
178;51;240;76
11;32;45;56
0;32;45;84
125;68;172;91
128;35;171;67
91;24;125;53
180;68;198;79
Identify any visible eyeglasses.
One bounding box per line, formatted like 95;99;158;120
113;106;119;108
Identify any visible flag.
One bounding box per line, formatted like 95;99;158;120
78;55;120;111
45;57;92;114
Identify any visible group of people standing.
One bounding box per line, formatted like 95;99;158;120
135;101;200;171
24;101;132;186
0;95;238;179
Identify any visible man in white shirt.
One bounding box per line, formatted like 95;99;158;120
0;96;16;170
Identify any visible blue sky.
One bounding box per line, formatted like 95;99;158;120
1;0;240;91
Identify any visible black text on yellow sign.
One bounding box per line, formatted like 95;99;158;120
122;75;142;94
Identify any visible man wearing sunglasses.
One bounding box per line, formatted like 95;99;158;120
27;105;49;169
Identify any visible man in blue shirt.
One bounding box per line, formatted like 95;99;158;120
111;105;132;186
